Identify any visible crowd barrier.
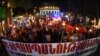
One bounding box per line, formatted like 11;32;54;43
2;37;100;56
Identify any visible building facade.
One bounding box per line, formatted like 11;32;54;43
39;5;60;16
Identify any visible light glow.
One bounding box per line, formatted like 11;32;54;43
76;27;79;30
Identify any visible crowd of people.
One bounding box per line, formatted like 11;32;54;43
0;14;100;43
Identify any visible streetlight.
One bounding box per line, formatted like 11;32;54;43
6;1;13;26
7;2;11;8
2;1;5;5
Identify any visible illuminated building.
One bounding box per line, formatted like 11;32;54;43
39;6;60;16
37;3;62;17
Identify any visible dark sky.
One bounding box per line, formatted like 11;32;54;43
31;0;68;12
31;0;100;17
1;0;99;17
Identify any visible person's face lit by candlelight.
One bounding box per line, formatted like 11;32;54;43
46;35;51;42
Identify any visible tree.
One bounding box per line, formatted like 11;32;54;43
0;7;6;33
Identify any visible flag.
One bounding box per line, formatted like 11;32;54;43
65;24;75;33
77;27;84;33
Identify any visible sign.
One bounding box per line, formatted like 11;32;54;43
2;37;100;56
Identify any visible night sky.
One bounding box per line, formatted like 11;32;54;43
31;0;100;17
31;0;67;12
1;0;100;17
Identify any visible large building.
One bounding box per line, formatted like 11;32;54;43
36;3;62;17
39;5;60;16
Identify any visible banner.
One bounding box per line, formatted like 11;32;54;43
2;37;100;56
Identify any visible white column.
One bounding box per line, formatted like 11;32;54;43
40;11;42;15
44;10;46;15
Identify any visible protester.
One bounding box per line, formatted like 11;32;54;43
1;13;99;43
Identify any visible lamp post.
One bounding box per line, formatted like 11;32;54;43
6;1;12;27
